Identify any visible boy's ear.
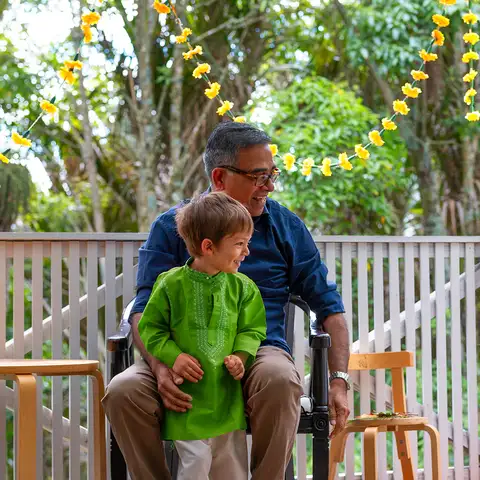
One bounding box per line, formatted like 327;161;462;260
200;238;214;255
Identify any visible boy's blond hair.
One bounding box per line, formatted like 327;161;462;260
176;192;253;257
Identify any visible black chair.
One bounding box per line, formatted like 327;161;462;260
107;295;331;479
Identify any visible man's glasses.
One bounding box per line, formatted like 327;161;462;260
219;165;281;187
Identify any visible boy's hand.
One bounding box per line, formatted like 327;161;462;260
224;354;245;380
172;353;204;383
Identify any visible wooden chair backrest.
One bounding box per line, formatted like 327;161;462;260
348;351;415;414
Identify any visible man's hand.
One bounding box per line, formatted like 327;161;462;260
153;363;194;413
172;353;204;383
328;379;350;438
224;354;245;380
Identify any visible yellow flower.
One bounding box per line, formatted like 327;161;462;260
81;23;93;43
439;0;455;4
463;69;478;82
382;118;397;131
40;100;58;115
393;100;410;115
432;14;450;28
81;11;101;25
0;152;9;164
432;29;445;46
411;70;429;81
368;130;385;147
464;88;477;105
192;63;211;79
283;153;296;171
402;83;422;99
462;51;480;63
355;144;370;161
59;67;76;85
466;111;480;121
204;82;221;99
464;32;480;45
12;132;32;147
152;0;170;14
463;11;478;25
269;144;278;156
64;60;83;70
320;158;332;177
216;100;233;116
301;158;314;176
419;49;438;62
183;45;203;61
338;152;353;171
234;116;246;123
176;28;192;44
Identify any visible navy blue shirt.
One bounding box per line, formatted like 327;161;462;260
133;197;344;353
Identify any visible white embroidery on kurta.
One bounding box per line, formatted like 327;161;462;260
193;280;228;365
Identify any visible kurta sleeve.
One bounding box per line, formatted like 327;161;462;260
233;279;267;365
137;274;182;368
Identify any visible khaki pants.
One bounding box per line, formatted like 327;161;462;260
175;430;247;480
102;346;303;480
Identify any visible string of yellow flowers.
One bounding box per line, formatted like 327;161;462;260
153;0;457;178
0;7;103;164
152;0;245;122
276;0;456;177
462;0;479;121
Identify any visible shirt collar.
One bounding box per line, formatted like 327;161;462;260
184;257;226;288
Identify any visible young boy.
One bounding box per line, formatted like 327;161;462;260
138;192;267;480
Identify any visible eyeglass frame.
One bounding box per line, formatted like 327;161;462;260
218;165;281;187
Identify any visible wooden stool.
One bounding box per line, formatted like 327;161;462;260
328;352;441;480
0;360;106;480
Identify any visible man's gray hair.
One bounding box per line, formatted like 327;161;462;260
203;122;272;180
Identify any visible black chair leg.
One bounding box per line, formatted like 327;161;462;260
110;431;127;479
164;441;179;479
312;433;329;480
285;456;295;480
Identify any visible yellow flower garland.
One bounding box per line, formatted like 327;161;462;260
151;0;461;176
463;1;480;121
1;7;103;163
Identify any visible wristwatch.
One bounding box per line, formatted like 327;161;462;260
329;371;351;390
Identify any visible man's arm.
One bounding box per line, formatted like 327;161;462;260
322;312;350;438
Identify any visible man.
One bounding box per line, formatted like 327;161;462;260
103;122;350;480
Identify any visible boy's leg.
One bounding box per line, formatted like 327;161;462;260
243;346;304;480
175;439;213;480
210;430;248;480
102;359;171;480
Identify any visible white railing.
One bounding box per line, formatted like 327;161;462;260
0;234;478;480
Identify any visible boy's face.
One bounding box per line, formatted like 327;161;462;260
209;231;252;273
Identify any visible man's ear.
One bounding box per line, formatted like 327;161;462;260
200;238;215;256
211;168;226;191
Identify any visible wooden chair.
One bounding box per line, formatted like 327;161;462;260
329;351;441;480
0;359;106;480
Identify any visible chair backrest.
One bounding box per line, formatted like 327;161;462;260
348;351;414;414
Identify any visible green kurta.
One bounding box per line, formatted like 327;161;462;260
138;260;266;441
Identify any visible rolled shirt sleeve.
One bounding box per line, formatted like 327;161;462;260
287;218;345;324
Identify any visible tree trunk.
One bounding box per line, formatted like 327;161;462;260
78;71;105;233
136;0;158;231
168;3;185;204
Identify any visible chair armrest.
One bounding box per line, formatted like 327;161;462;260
106;299;135;382
309;329;331;410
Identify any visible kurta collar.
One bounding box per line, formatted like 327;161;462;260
184;258;226;288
